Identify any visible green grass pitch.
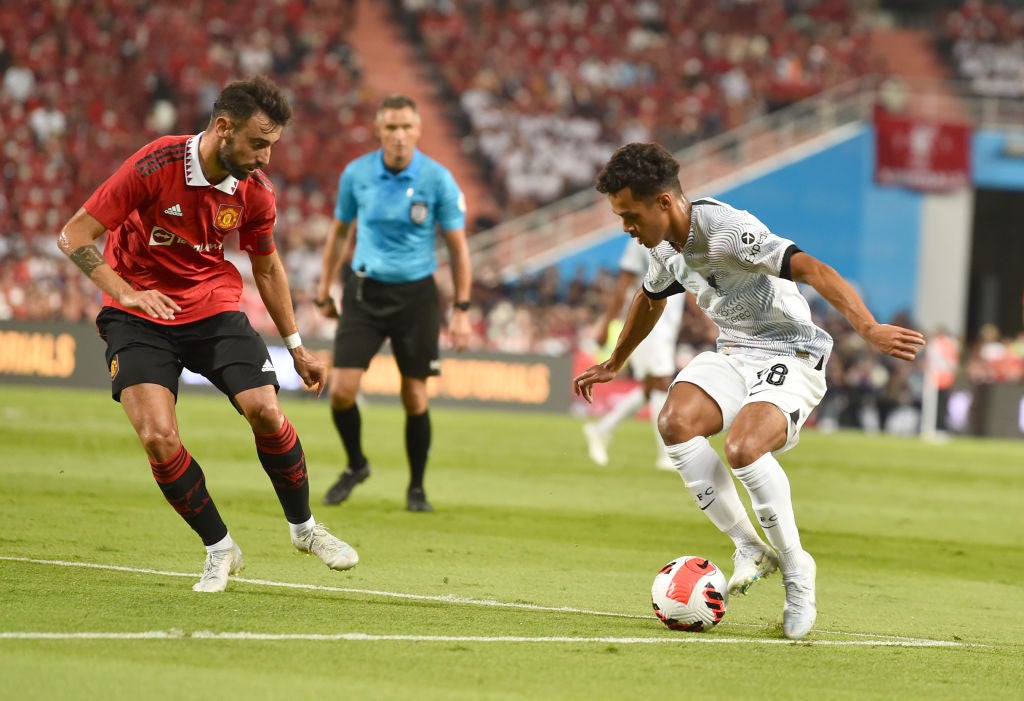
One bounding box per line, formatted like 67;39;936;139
1;385;1022;699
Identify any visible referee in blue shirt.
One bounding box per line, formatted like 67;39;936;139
316;95;472;512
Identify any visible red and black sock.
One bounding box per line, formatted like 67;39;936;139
255;417;311;524
149;445;227;546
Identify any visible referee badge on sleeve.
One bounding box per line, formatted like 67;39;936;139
409;201;429;225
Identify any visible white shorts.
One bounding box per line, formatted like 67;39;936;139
627;294;682;379
671;351;827;453
628;328;678;379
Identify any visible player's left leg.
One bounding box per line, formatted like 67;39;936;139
725;358;826;639
235;386;358;571
661;352;776;580
190;312;357;572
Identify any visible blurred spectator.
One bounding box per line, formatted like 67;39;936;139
1;0;366;327
940;0;1024;97
399;0;871;210
926;326;962;433
966;322;1024;383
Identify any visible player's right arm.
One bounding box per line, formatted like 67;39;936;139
57;207;180;321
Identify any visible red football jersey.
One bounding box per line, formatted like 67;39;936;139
84;134;277;325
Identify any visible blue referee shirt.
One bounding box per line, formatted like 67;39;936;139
335;148;466;283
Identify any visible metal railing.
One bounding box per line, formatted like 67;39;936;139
437;77;1024;289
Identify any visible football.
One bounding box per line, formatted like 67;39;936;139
651;556;729;632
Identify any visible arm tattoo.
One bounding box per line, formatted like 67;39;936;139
69;244;107;276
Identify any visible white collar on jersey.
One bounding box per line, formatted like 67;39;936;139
185;133;240;195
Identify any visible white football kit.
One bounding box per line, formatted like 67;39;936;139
619;241;683;379
643;197;833;452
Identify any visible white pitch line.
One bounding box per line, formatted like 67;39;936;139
0;556;978;648
0;555;645;619
0;631;972;647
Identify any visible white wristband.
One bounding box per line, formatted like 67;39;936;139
282;332;302;350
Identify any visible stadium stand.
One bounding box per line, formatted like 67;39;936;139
396;0;872;214
3;0;1023;432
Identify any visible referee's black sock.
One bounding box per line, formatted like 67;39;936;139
406;410;431;490
331;404;368;470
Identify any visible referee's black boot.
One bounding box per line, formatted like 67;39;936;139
322;463;371;505
406;486;433;513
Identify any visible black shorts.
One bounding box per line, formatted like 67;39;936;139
333;273;440;378
95;308;279;405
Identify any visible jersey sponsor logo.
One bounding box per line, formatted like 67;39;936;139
214;204;243;231
149;226;223;253
149;226;180;246
409;201;429;225
742;232;768;264
163;204;183;217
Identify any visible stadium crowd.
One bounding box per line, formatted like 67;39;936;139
398;0;873;214
938;0;1024;98
2;0;1022;434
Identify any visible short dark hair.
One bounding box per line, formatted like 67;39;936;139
210;75;292;129
376;94;418;119
595;142;681;201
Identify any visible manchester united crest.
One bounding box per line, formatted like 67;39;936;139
409;201;429;225
214;204;243;231
110;355;119;379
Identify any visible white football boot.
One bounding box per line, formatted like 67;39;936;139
582;423;610;466
293;523;358;571
728;543;780;595
192;544;244;593
782;552;817;640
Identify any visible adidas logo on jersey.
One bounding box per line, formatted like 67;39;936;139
261;359;275;373
163;204;183;216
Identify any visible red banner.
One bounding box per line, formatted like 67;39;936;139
874;111;971;192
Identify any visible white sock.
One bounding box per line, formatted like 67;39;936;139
667;437;756;543
289;515;316;540
732;453;804;570
595;386;645;434
648;389;669;461
206;533;235;553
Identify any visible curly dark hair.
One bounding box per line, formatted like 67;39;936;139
210;75;293;129
595;142;681;201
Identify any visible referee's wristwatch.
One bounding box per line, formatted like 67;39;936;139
453;300;471;312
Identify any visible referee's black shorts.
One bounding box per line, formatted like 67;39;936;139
95;308;279;405
333;273;440;378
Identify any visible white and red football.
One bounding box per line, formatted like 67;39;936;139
651;556;729;632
